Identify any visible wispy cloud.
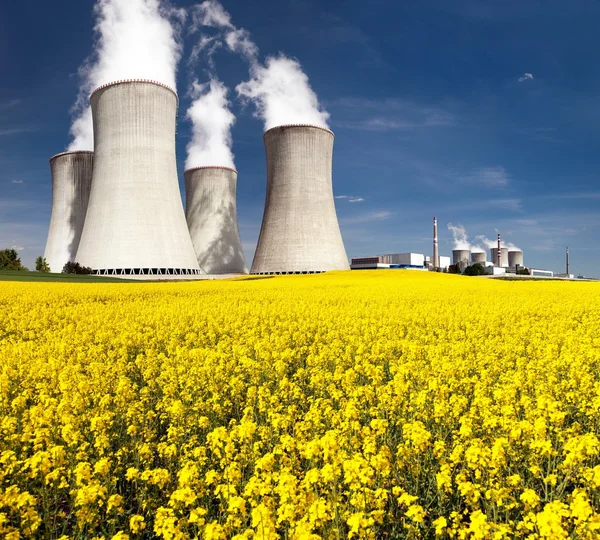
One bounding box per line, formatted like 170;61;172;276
11;180;24;184
0;127;38;137
332;97;456;132
11;245;25;252
518;72;534;82
461;166;511;188
542;191;600;200
336;195;365;203
488;198;523;212
341;210;393;225
0;99;21;111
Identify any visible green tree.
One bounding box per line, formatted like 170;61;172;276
0;248;26;271
463;263;487;276
35;256;51;273
62;261;93;275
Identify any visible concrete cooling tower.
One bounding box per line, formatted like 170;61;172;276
76;80;201;276
44;151;94;273
184;166;248;274
490;247;509;267
471;251;486;264
452;249;470;265
251;124;349;274
508;250;524;267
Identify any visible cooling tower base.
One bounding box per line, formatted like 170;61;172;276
251;271;326;275
93;268;202;277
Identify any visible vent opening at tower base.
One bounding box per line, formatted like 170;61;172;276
93;268;203;276
251;271;325;275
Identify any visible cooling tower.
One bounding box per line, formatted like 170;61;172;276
251;124;349;274
489;247;509;267
184;166;248;274
471;251;486;264
76;80;201;276
508;250;524;267
452;249;470;265
44;151;94;273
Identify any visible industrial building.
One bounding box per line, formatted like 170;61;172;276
44;151;94;273
251;125;349;274
75;80;201;276
184;166;248;274
471;251;486;264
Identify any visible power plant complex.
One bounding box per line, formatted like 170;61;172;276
45;83;349;277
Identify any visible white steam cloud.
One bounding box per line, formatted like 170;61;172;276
68;0;185;151
237;56;330;131
185;79;236;170
448;223;488;252
191;0;329;132
476;235;520;251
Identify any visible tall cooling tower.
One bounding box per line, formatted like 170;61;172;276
490;247;509;267
251;124;349;274
452;249;470;265
44;151;94;273
76;80;201;276
508;250;524;267
184;166;248;274
471;251;486;264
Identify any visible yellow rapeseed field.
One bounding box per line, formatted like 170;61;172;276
1;271;600;539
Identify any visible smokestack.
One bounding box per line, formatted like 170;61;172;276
76;80;201;276
184;166;248;274
433;216;439;269
497;233;502;267
44;151;94;273
566;246;570;275
251;124;349;274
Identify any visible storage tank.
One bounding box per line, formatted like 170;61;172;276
184;166;248;274
76;80;201;276
508;249;524;267
44;151;94;273
489;247;509;267
251;124;349;274
452;249;470;265
471;251;486;264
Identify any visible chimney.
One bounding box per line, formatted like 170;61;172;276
566;246;570;275
433;216;439;269
497;233;502;267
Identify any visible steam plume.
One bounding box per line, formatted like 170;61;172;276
447;223;471;251
185;79;236;170
68;0;185;151
476;235;520;251
237;56;330;131
191;0;330;132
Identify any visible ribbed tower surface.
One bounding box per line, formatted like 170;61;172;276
508;250;524;267
184;167;248;275
75;80;201;275
251;124;349;274
471;251;486;264
44;151;94;273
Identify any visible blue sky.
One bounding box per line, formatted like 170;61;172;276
1;0;599;276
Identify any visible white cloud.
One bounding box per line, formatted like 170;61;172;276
488;198;523;212
336;195;364;203
462;166;511;188
341;210;393;225
12;245;25;252
518;72;534;82
11;180;24;184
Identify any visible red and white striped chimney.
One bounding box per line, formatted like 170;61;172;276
497;233;502;267
433;216;439;269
